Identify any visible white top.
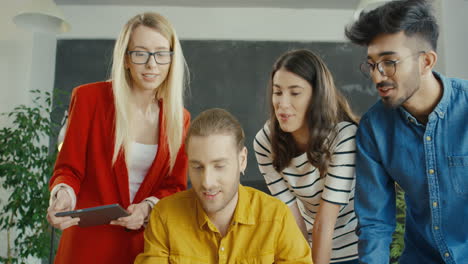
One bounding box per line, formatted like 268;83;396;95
254;121;358;263
128;142;158;203
50;141;160;213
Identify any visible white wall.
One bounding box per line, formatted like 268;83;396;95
0;0;33;123
439;0;468;80
1;1;467;261
60;5;354;41
432;0;446;74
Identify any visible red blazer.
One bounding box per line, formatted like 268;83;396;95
50;81;190;264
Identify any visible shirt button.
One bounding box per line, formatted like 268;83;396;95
409;118;415;123
220;247;225;251
444;252;450;258
426;136;431;141
434;226;439;230
429;169;434;174
432;201;438;207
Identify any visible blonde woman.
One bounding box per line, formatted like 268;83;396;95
46;12;190;263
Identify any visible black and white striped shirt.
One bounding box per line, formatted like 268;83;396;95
253;121;359;263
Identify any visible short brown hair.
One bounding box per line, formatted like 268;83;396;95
185;108;245;152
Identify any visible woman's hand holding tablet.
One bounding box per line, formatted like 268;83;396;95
54;204;130;227
47;189;79;230
109;201;152;230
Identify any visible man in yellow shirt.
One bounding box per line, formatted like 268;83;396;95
135;108;312;264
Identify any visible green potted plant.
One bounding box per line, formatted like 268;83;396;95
0;90;58;263
390;185;406;263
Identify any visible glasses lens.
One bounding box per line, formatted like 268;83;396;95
360;63;372;79
131;51;149;64
380;61;396;77
155;52;172;64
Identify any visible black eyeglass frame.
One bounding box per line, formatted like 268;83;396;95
127;50;174;65
359;51;426;79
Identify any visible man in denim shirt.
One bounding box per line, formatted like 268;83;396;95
345;0;467;263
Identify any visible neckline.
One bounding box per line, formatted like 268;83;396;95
132;141;158;147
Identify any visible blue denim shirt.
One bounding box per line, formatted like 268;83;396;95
355;72;468;264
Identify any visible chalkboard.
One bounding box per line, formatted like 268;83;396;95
52;39;378;193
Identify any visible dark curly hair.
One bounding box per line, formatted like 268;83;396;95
345;0;439;51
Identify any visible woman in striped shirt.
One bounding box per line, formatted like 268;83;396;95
254;49;360;264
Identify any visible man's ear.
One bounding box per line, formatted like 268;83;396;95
239;146;247;175
420;50;437;77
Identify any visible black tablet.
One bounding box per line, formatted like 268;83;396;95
55;204;129;227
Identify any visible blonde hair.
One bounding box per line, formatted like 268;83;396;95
111;12;188;170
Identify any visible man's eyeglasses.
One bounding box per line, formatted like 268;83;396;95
360;51;426;79
127;50;174;65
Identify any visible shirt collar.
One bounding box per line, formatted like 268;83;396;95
399;71;451;122
232;185;256;225
195;184;256;231
432;71;451;119
195;189;209;230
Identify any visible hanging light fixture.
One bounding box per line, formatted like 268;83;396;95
354;0;392;20
13;0;70;34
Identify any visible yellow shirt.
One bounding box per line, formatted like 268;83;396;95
135;185;312;264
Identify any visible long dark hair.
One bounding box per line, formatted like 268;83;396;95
269;49;359;178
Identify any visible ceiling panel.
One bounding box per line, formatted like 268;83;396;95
55;0;360;9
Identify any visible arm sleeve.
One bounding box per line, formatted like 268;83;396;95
275;205;313;264
322;123;357;205
355;117;396;264
143;196;159;208
49;86;95;195
253;124;296;205
134;206;170;264
49;183;77;209
153;111;190;199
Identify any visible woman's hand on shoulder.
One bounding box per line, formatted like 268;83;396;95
110;201;151;230
46;189;79;230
